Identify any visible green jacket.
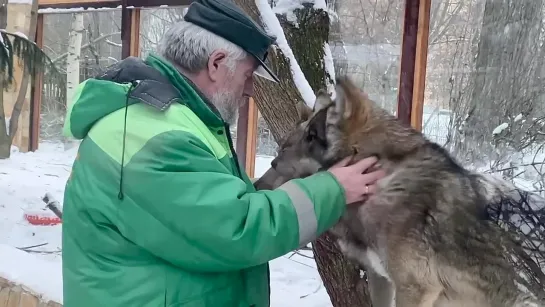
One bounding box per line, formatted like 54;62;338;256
61;54;346;307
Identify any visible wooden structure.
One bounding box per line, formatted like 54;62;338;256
0;277;61;307
27;0;432;178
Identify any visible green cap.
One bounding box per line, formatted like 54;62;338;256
183;0;280;83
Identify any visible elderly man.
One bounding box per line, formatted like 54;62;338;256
61;0;384;306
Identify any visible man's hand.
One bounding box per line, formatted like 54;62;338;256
328;156;385;205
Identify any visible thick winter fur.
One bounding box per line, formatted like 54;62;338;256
254;77;545;307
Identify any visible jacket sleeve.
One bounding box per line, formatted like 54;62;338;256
116;131;346;273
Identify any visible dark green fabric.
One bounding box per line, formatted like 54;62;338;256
183;0;279;82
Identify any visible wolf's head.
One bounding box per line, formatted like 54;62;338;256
254;76;422;190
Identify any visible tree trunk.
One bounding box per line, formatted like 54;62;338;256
457;0;544;161
63;13;84;149
0;0;10;158
234;1;372;306
8;0;39;148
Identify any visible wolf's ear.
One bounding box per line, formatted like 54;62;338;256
330;77;365;125
295;101;313;122
313;89;332;113
305;107;328;146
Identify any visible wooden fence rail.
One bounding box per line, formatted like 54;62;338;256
0;278;62;307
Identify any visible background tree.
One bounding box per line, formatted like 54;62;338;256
234;0;373;306
0;0;60;158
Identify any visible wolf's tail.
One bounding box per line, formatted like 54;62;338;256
475;173;545;300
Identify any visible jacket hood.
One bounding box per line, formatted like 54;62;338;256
63;54;225;140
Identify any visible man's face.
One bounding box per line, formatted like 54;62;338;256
207;51;258;125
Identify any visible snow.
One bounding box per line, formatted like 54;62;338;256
7;0;33;3
256;0;317;107
0;244;62;304
323;42;336;98
11;31;28;40
514;113;523;122
493;122;509;135
0;142;332;306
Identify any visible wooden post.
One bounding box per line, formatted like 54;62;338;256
410;0;431;131
120;0;131;59
30;13;44;151
236;101;249;171
396;0;421;127
244;98;258;178
129;8;140;57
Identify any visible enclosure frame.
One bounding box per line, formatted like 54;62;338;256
30;0;431;178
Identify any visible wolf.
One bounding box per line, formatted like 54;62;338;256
254;76;545;307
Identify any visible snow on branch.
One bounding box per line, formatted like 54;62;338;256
323;42;336;97
255;0;316;107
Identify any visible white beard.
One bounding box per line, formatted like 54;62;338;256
210;90;243;125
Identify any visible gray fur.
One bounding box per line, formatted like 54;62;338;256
255;77;545;307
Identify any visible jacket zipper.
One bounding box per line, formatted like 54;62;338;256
223;123;271;307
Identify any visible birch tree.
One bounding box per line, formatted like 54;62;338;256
63;13;84;149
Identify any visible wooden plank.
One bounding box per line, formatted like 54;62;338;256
0;287;10;307
39;0;193;9
38;0;119;8
245;98;258;178
129;8;141;57
18;292;39;307
30;13;44;152
39;0;117;5
236;101;249;171
410;0;431;131
5;287;21;307
396;0;420;127
120;0;131;59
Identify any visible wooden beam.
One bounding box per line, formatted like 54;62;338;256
30;13;44;152
244;98;258;178
396;0;420;127
410;0;431;131
120;0;131;59
236;101;249;172
129;8;140;57
39;0;119;9
38;0;193;9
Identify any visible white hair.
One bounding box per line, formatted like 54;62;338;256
156;20;248;73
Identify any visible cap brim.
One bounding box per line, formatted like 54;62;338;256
253;57;280;83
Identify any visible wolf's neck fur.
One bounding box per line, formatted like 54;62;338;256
350;105;428;163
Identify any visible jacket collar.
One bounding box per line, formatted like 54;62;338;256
145;53;225;128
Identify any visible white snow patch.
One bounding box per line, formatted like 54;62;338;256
493;122;509;135
12;31;28;40
0;244;63;304
0;142;333;307
273;0;337;21
514;113;523;122
256;0;316;107
323;42;336;98
7;0;33;4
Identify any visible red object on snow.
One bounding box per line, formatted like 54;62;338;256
24;213;62;226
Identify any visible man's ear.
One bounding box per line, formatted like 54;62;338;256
207;50;228;82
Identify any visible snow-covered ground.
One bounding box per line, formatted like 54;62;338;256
0;142;333;306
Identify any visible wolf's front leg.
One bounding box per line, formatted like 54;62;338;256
367;269;396;307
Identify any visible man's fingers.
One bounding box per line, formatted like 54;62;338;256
330;156;353;169
351;156;379;173
361;169;386;184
